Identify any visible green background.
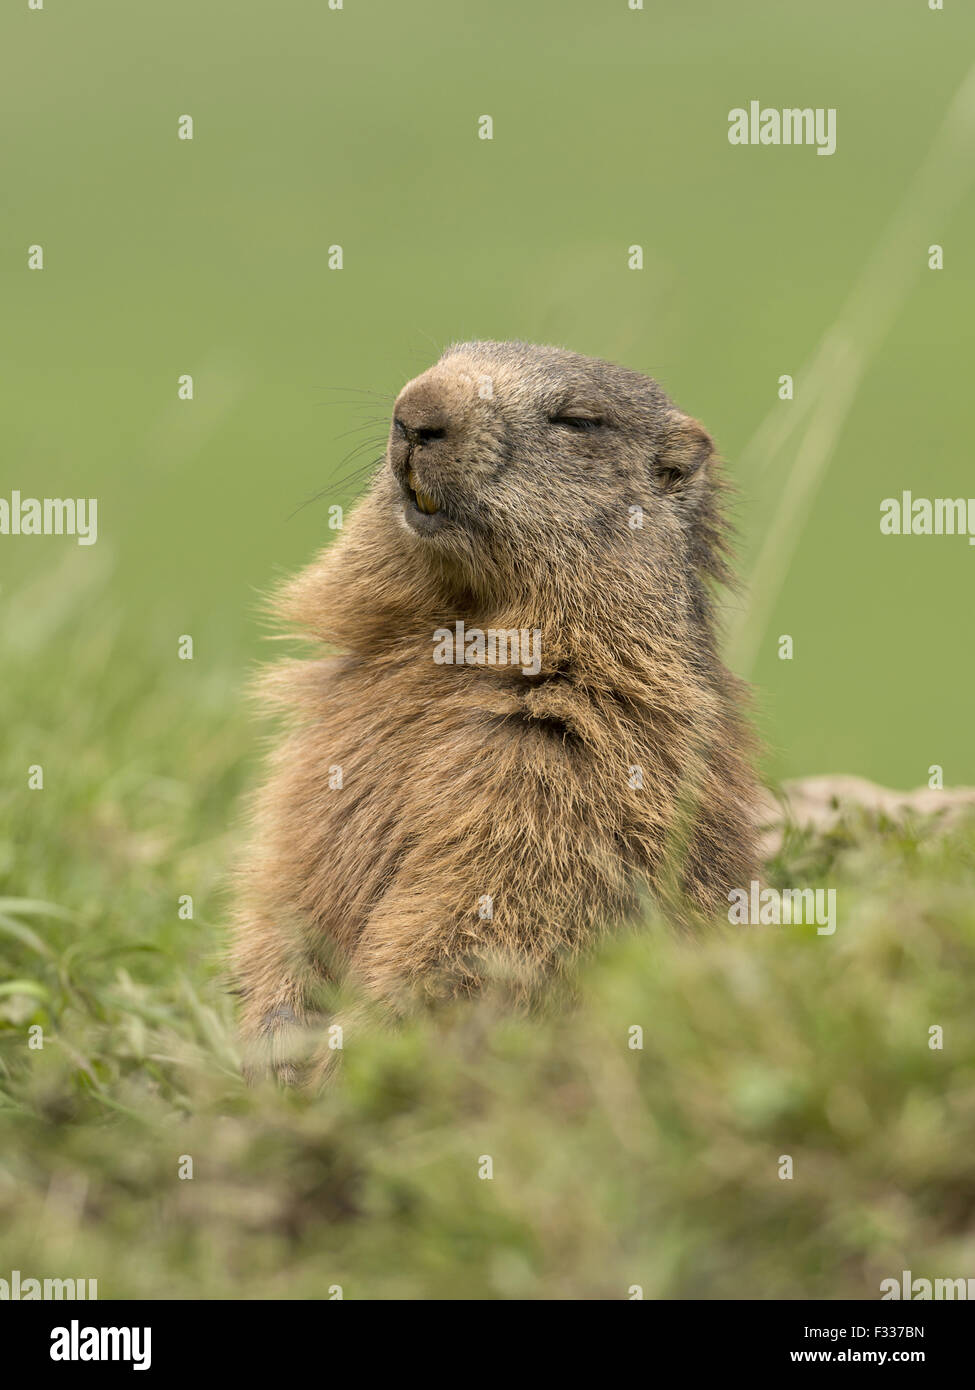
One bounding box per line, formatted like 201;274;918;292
3;0;973;787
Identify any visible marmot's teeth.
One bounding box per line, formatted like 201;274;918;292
406;468;440;514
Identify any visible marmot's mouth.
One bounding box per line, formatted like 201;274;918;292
406;468;441;515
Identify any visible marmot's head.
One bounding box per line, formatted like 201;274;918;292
376;341;729;607
286;343;735;655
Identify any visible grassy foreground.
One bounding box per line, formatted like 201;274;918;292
1;574;974;1301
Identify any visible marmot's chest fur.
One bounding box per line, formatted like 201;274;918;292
259;646;648;947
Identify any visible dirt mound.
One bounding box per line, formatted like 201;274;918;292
760;776;975;858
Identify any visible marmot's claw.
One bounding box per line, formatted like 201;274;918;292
241;1003;305;1087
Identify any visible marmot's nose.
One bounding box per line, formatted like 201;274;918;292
392;379;450;445
394;416;446;447
389;377;453;473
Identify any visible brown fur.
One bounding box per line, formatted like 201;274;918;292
230;341;761;1081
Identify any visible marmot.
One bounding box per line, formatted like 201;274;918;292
231;341;760;1080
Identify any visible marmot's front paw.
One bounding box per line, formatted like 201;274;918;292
240;1004;306;1087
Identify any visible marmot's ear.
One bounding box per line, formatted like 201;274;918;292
651;412;713;495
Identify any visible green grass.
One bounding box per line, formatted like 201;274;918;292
1;576;973;1300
